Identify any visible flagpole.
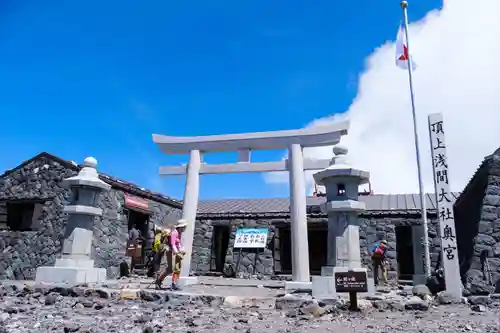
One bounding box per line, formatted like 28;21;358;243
401;0;431;278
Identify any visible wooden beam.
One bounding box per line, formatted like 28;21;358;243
159;159;332;175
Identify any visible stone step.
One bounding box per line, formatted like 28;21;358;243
115;288;277;309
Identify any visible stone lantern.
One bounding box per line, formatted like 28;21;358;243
311;146;374;298
35;157;111;285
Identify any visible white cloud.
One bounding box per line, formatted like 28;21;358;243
265;0;500;194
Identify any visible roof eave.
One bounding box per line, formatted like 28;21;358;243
196;209;439;220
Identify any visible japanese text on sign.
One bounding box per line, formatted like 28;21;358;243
334;271;368;293
233;228;268;249
428;113;459;262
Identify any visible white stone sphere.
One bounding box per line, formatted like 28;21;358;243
82;157;98;168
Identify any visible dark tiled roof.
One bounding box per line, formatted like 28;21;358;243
0;152;182;208
198;192;461;215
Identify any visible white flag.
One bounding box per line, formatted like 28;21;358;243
395;25;417;70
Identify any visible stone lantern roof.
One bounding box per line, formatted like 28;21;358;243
62;157;111;191
313;145;370;186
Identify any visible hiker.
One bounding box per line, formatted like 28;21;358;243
151;227;165;274
155;219;187;290
129;224;140;243
170;219;187;290
371;239;389;286
127;224;142;274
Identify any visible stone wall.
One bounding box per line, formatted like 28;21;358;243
223;219;276;277
192;217;279;276
464;155;500;293
0;155;182;280
191;216;283;276
191;218;213;273
93;189;182;278
358;215;441;279
0;156;75;280
192;213;442;279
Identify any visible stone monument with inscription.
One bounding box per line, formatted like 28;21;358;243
311;146;374;298
35;157;111;285
428;113;462;300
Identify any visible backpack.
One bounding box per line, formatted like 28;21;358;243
372;243;386;258
161;230;172;251
153;234;162;252
153;229;172;252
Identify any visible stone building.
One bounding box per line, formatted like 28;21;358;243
454;148;500;292
0;153;182;280
193;195;455;281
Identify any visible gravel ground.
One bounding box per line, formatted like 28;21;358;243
1;283;499;333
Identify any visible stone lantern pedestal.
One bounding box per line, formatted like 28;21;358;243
311;146;375;299
35;157;111;285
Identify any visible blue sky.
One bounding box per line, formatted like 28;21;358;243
0;0;441;200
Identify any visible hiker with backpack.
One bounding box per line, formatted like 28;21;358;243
371;239;389;286
151;227;166;275
155;219;187;290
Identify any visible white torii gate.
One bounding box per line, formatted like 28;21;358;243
153;120;350;288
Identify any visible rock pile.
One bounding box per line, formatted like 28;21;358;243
275;284;500;315
0;282;499;332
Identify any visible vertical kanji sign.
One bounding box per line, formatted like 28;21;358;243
428;113;461;299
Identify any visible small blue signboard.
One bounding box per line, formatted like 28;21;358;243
234;228;269;248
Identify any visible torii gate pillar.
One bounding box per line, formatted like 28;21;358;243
153;121;350;289
287;143;310;286
179;149;201;279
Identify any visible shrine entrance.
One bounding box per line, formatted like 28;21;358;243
124;194;152;274
278;225;327;275
153;121;350;284
395;225;415;281
210;225;231;273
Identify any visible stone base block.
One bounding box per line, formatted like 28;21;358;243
55;258;95;269
366;277;376;295
321;266;335;276
284;281;312;291
312;267;375;299
35;266;106;285
413;274;427;285
335;260;362;268
312;275;337;299
161;276;199;288
321;265;362;276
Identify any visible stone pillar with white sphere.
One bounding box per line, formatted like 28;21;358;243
35;157;111;285
311;146;375;298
